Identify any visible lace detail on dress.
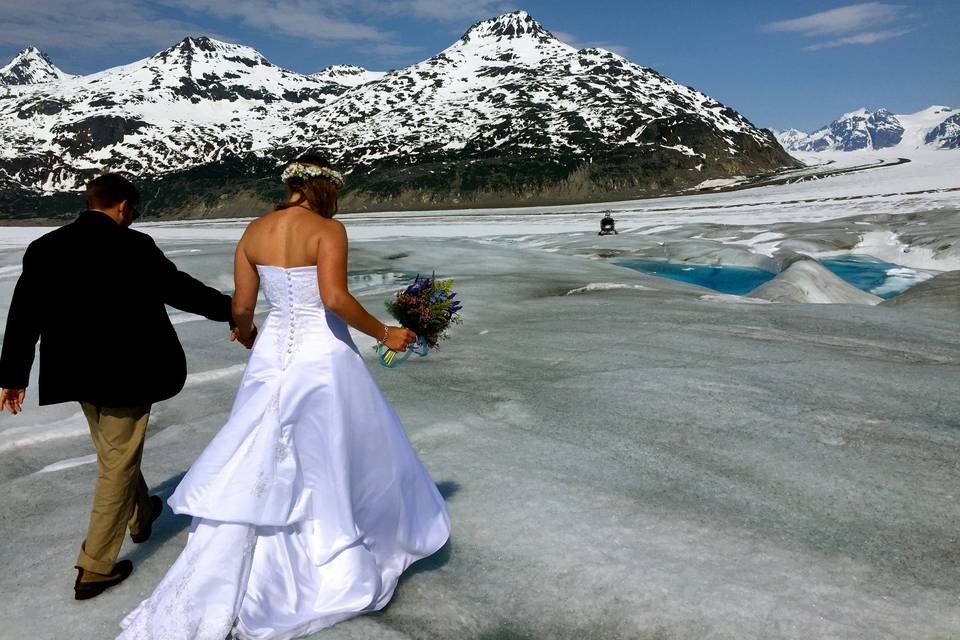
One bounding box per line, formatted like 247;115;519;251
258;267;287;310
258;267;316;371
252;470;269;499
257;265;322;310
274;435;290;465
268;387;281;416
119;523;257;640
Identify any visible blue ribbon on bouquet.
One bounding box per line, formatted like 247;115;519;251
377;336;430;368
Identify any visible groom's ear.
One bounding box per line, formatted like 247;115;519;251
118;199;137;226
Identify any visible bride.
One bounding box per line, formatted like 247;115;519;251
119;156;451;639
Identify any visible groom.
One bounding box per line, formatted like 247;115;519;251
0;173;252;600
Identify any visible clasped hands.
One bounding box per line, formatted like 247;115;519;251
229;324;258;349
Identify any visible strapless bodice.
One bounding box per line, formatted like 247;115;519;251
257;265;323;312
253;265;356;370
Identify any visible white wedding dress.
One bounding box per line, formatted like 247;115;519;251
118;265;451;640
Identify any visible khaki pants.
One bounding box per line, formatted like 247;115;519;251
75;402;152;574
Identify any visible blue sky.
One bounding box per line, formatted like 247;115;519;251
0;0;957;132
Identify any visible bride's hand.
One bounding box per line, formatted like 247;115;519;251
383;326;418;352
230;324;258;349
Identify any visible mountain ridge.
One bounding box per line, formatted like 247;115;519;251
0;47;74;85
0;11;797;218
776;106;959;153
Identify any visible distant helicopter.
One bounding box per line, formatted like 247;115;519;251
598;212;618;235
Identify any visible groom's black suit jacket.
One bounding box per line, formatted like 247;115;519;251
0;210;233;407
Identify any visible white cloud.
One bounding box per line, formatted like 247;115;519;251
407;0;509;22
0;0;519;70
369;42;424;58
152;0;514;53
804;27;913;50
0;0;209;53
158;0;390;42
765;2;903;36
765;2;913;50
552;30;630;58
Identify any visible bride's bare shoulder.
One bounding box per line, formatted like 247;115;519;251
243;209;275;228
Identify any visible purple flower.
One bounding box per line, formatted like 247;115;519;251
404;274;433;296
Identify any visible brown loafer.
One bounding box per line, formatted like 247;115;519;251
131;495;163;544
74;560;133;600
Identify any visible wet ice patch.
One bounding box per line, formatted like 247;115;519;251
184;364;246;386
348;270;416;296
565;283;657;295
638;225;682;235
871;266;937;298
0;412;86;453
741;232;784;256
851;231;960;271
698;294;771;304
693;176;746;190
0;265;23;280
35;453;97;474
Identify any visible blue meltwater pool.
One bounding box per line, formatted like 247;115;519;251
617;256;937;298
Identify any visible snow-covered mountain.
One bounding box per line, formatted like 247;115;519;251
0;11;795;217
776;106;958;153
924;113;960;150
773;128;807;151
0;36;347;192
0;47;74;85
311;64;386;87
285;12;785;173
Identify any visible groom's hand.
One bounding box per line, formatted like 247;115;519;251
229;324;257;349
0;388;25;415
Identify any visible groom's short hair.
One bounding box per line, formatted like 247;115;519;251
86;173;140;212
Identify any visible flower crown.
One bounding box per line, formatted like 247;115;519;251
281;163;345;189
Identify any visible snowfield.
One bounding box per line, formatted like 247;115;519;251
0;150;959;639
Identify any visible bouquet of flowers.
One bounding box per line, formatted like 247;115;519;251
378;274;463;368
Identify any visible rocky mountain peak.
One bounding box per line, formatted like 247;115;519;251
828;108;904;150
312;64;386;87
0;46;71;85
460;11;555;44
316;64;366;76
774;128;808;149
150;36;272;71
924;111;960;149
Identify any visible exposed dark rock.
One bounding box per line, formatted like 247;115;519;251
17;98;66;118
52;115;149;154
925;113;960;149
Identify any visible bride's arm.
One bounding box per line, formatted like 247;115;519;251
317;220;416;352
232;234;259;345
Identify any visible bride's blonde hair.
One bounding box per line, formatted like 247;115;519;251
276;154;339;218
